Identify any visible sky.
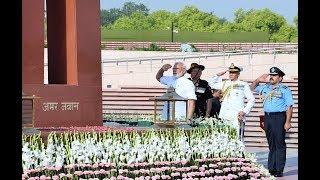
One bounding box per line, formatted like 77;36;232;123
100;0;298;25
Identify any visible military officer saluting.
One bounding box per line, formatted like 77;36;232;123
208;63;255;143
250;67;294;177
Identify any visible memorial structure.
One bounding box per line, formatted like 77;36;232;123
22;0;102;127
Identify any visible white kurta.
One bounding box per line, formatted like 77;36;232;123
208;74;255;128
160;76;197;121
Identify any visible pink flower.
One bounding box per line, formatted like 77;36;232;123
190;166;198;170
227;174;238;179
217;162;225;167
182;173;187;178
83;170;93;175
205;170;211;175
117;175;124;179
184;167;191;172
238;172;247;177
66;174;73;178
65;164;75;169
74;171;83;176
47;167;55;171
215;169;223;174
231;167;237;172
209;169;215;174
209;164;218;168
59;173;66;178
181;159;189;165
223;167;231;172
199;167;205;172
201;164;208;168
39;175;47;180
171;172;180;177
99;162;105;167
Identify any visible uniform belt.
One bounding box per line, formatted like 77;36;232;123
265;111;286;115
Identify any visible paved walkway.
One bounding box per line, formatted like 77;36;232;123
245;147;298;180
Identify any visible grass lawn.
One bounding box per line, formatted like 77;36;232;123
101;29;270;42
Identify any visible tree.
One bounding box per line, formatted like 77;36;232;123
233;8;286;34
147;10;177;30
293;15;298;27
100;8;122;27
219;17;228;25
121;2;149;16
176;6;221;32
217;22;242;33
270;24;298;42
112;12;150;30
100;2;149;27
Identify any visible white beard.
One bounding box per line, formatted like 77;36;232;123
174;72;183;78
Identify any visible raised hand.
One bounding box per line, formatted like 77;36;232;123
162;64;172;71
258;74;269;82
217;70;228;76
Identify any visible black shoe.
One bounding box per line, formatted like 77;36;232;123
273;171;283;177
269;170;276;175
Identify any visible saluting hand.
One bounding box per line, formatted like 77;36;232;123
162;64;172;71
217;70;228;76
258;74;269;82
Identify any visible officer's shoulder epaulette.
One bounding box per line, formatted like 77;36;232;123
281;85;288;89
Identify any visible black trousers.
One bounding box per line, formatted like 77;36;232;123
195;105;206;118
264;112;286;172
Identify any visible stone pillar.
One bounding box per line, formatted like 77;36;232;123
22;0;102;127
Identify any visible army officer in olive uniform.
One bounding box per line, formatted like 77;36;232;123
250;67;294;177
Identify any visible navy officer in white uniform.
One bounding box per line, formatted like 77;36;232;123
208;63;255;143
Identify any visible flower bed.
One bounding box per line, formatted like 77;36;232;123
23;157;273;179
22;128;274;179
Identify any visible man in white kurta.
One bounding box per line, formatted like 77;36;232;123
208;63;255;143
156;62;197;121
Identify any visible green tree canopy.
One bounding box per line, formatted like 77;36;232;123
112;12;150;30
293;15;298;27
147;10;177;30
100;2;149;27
121;2;149;16
270;24;298;42
233;8;286;34
175;6;221;32
100;8;122;27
